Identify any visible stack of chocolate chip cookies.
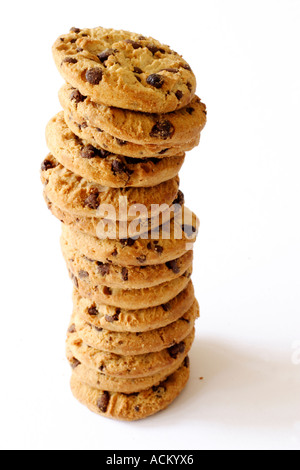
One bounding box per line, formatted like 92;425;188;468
41;26;206;421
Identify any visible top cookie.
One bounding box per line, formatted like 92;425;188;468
53;27;196;113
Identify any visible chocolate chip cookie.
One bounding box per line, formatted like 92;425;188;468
62;236;194;289
73;282;195;332
67;321;194;378
64;111;200;158
53;27;196;113
41;155;180;221
70;356;187;394
73;300;199;355
67;266;192;310
60;211;198;267
44;198;171;239
59;83;207;146
70;360;190;421
46;112;185;187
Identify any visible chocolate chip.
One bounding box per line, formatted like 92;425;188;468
98;49;114;62
63;57;78;64
184;356;190;368
88;306;98;316
147;44;165;54
81;144;108;159
186;107;195;115
77;47;84;52
163;68;179;73
103;286;112;296
133;67;143;74
93;325;103;332
70;89;86;103
68;324;76;333
111;249;118;257
166;260;180;274
184;271;192;279
154;245;163;254
158;148;170;155
135;406;140;412
120;238;136;247
116;138;127;146
70;27;81;33
150;121;175;140
77;121;88;130
187;82;193;92
70;273;79;289
84;190;100;210
124;39;142;49
147;242;152;250
78;270;89;279
144;162;157;173
182;225;196;238
152;385;166;396
135;76;142;83
111;160;130;176
83;255;94;263
175;90;183;100
70;39;77;44
97;262;110;277
121;268;129;282
97;391;110;413
81;145;97;159
86;68;103;84
70;357;81;369
146;74;164;89
182;64;192;71
41;159;55;171
168;342;185;359
136;255;147;264
173;190;185;206
147;44;159;54
99;365;105;372
105;309;120;323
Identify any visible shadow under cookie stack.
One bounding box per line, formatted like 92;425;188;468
41;26;206;421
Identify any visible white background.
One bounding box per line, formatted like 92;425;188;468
1;0;299;451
